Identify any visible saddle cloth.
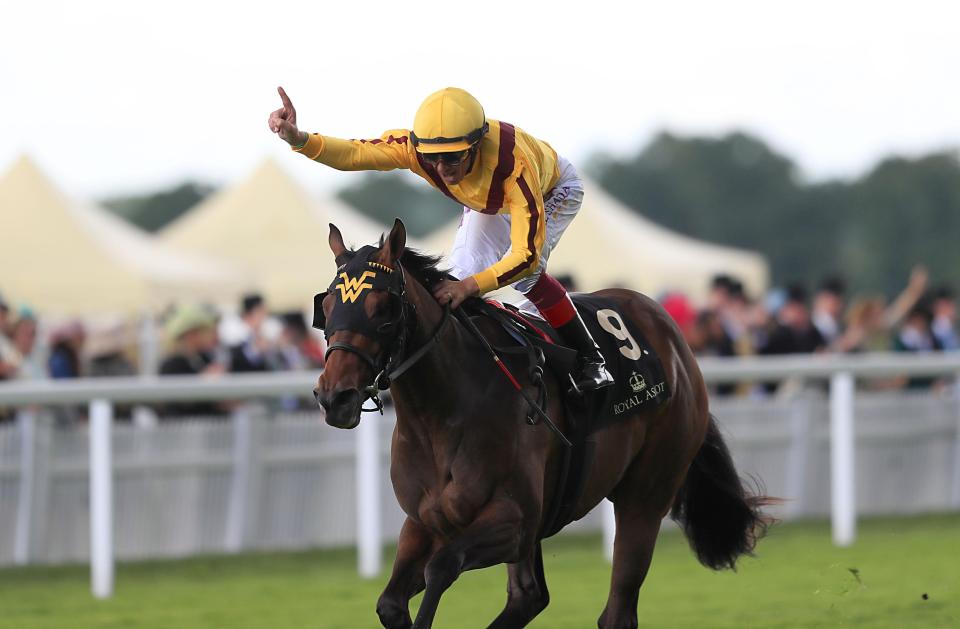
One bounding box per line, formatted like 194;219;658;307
487;294;670;430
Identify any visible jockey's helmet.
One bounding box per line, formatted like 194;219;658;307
411;87;489;154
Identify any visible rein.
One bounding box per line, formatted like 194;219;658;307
454;308;571;447
362;305;451;413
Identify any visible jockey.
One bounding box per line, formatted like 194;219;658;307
269;86;613;393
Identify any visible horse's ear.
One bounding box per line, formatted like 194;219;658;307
381;218;406;265
328;223;347;258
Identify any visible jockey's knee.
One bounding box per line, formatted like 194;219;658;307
515;270;548;295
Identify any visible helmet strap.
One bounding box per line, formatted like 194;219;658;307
465;144;480;175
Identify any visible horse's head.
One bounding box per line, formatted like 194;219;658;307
313;219;408;429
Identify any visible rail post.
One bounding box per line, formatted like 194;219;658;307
90;399;115;598
13;410;36;565
784;392;813;518
356;412;382;578
950;376;960;509
829;371;856;546
602;499;615;562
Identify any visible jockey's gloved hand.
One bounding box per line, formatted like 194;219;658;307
433;277;480;310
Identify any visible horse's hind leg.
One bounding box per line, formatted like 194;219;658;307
597;433;692;629
487;542;549;629
377;518;433;629
596;502;663;629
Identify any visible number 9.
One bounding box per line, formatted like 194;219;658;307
597;309;644;360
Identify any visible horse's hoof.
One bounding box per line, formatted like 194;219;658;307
376;600;411;629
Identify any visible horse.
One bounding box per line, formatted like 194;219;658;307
313;219;771;629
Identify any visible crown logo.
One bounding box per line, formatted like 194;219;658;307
629;371;646;393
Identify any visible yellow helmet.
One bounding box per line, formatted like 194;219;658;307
411;87;489;154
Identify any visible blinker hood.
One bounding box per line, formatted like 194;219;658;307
311;246;403;338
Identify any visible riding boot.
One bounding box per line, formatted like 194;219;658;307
556;311;615;394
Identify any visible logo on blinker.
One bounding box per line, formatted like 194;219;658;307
335;271;377;303
628;371;647;393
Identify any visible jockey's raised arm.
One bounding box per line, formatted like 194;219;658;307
295;130;418;172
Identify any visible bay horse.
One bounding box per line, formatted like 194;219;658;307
313;219;770;629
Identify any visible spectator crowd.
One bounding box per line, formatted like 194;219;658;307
0;291;324;421
1;266;958;420
659;266;957;393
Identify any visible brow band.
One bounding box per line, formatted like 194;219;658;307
367;262;395;273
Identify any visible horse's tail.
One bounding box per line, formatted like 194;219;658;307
670;415;775;571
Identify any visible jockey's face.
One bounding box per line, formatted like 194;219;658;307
428;147;475;185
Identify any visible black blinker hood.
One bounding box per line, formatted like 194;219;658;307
311;245;403;339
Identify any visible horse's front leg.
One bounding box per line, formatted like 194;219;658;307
377;518;434;629
411;500;524;629
488;542;550;629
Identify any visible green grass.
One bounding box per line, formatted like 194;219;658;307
1;515;957;628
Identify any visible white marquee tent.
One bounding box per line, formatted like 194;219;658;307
160;159;404;311
0;156;248;316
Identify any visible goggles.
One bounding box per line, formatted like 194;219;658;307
420;149;471;167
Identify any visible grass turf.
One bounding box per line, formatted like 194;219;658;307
1;514;957;628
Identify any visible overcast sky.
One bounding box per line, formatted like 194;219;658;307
2;0;958;199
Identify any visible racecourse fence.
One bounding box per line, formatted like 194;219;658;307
1;353;959;597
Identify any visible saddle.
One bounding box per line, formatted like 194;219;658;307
461;295;670;538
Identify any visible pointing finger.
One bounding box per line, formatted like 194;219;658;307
278;86;294;110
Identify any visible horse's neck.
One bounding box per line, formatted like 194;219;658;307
389;277;468;444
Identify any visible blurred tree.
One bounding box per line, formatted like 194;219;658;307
337;171;461;238
588;131;800;243
773;180;853;288
590;134;960;295
845;152;960;294
102;182;216;232
588;131;852;287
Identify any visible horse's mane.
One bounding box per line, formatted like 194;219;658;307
398;248;451;291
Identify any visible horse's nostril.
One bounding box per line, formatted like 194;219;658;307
331;388;361;409
314;390;330;411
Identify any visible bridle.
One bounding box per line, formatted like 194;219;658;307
314;251;450;413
